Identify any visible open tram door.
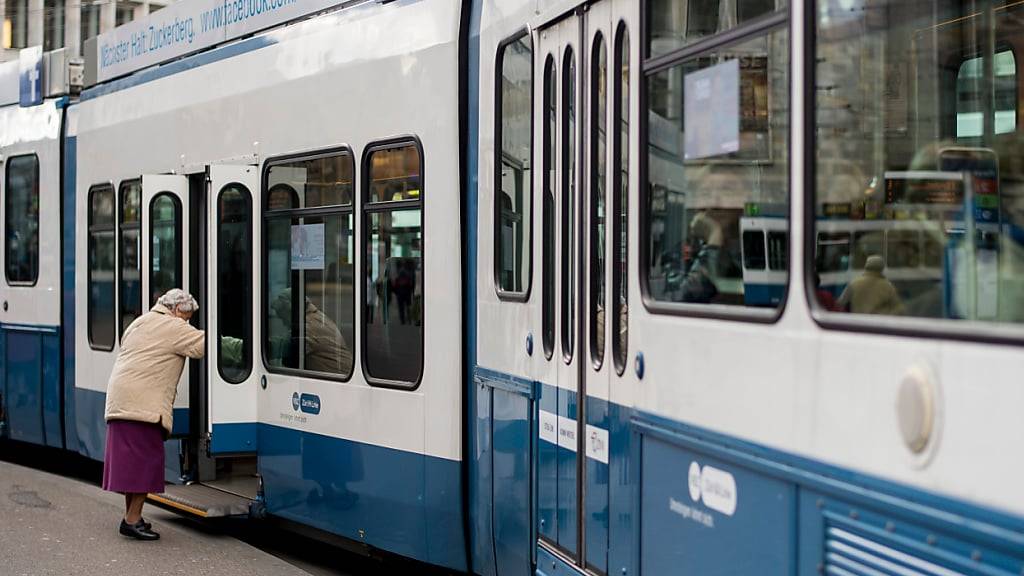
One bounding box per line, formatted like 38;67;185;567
140;175;192;439
204;165;260;456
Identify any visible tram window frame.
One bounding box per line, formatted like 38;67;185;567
804;0;1024;344
148;192;183;309
5;153;40;286
612;21;630;376
87;183;117;352
217;183;253;384
360;137;425;390
495;29;535;301
638;4;790;323
261;145;358;383
118;178;143;341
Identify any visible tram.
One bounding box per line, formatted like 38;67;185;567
2;0;1024;574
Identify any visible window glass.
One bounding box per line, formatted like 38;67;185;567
647;0;785;58
957;50;1016;138
364;143;424;385
218;185;252;383
367;146;421;204
265;152;355;378
119;180;142;336
88;185;116;350
5;155;39;284
266;154;353;209
613;26;630;373
645;29;790;308
497;34;533;295
815;0;1024;323
591;35;608;368
543;57;557;359
767;230;787;271
742;230;766;270
562;47;577;361
149;194;181;307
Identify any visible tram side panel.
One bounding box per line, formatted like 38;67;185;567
0;100;66;451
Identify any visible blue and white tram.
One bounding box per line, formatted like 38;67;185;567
2;0;1024;574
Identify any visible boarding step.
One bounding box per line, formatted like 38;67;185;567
148;482;253;518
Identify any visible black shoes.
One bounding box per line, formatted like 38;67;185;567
119;518;160;541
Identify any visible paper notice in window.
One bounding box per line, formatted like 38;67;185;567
291;223;325;270
684;59;740;160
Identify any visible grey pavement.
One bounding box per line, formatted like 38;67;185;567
0;460;317;576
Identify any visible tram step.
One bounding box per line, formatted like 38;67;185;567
148;483;252;518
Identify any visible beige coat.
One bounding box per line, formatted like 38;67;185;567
104;304;205;435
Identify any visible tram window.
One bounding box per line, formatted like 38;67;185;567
816;232;850;274
612;24;630;374
814;0;1024;324
218;185;252;383
149;193;182;307
647;0;786;58
5;154;39;285
119;180;142;337
644;27;790;309
561;46;577;362
88;185;116;350
364;142;423;386
742;231;766;270
542;56;557;359
496;32;533;297
591;34;608;369
767;231;786;271
956;50;1016;139
264;151;355;380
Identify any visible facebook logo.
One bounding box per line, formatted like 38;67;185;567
19;46;43;107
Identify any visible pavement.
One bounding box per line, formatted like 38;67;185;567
0;459;318;576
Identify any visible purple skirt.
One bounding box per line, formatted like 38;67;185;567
102;419;165;494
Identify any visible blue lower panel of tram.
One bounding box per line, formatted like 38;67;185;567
258;424;466;571
1;324;63;449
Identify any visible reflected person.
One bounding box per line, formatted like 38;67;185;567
269;288;353;374
836;255;904;315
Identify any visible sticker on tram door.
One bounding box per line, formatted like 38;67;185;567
585;425;609;464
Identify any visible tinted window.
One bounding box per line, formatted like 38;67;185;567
88;185;116;350
119;180;142;336
647;0;786;58
742;230;766;270
613;25;630;373
543;57;557;359
496;33;533;295
218;185;252;383
561;47;577;361
364;142;423;385
645;28;790;308
149;193;182;307
265;152;355;378
5;154;39;284
815;0;1024;323
591;35;608;369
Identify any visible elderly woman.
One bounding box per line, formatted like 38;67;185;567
102;289;205;541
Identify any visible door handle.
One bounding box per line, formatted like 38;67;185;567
260;375;267;390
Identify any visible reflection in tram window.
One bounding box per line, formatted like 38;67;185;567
814;0;1024;323
264;152;355;379
591;34;608;369
119;180;142;337
645;28;789;309
647;0;785;58
364;143;423;385
5;154;39;285
496;33;532;296
218;185;252;383
149;193;182;308
88;185;116;350
562;46;577;361
612;25;630;373
542;57;557;359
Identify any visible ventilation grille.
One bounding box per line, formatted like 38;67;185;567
825;526;969;576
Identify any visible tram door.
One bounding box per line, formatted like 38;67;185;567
535;3;623;572
205;166;259;454
140;175;191;436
